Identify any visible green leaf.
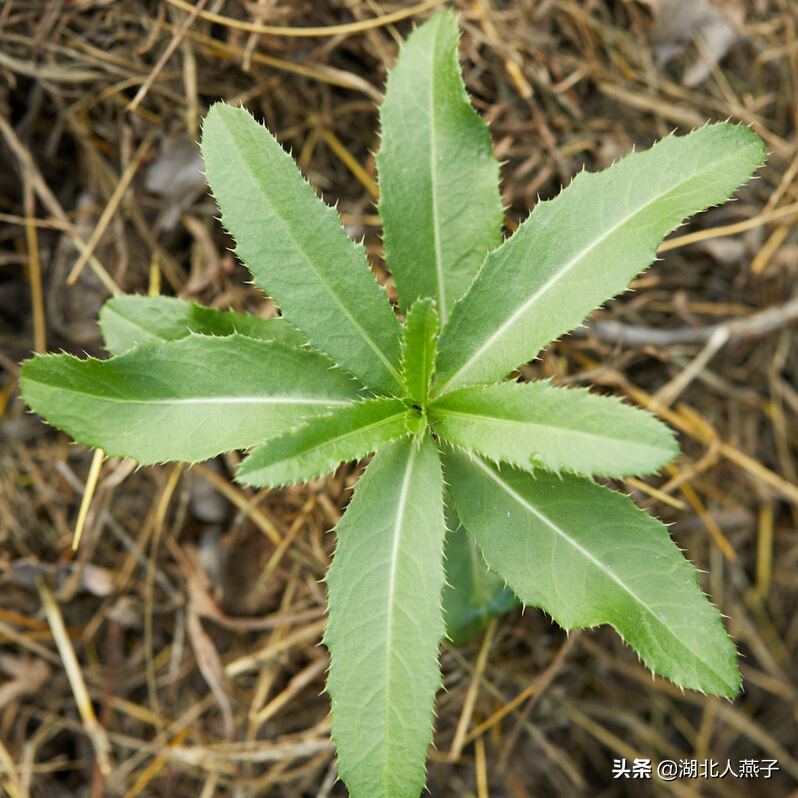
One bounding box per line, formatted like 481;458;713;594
100;294;306;355
238;398;410;487
325;435;446;798
377;9;503;325
400;298;438;406
202;103;403;396
434;124;767;395
431;381;678;477
444;448;740;696
20;334;363;464
442;500;517;647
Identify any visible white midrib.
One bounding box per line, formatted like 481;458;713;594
138;396;351;406
250;409;407;471
229;117;403;391
428;60;447;326
436;408;666;456
37;387;352;407
434;155;739;397
472;454;724;679
382;443;417;785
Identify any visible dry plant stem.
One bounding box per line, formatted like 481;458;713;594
562;702;702;798
624;476;686;509
0;48;104;82
475;731;488;798
762;150;798;212
111;694;217;784
652;326;730;408
23;178;45;354
174;25;383;101
224;618;328;679
712;701;798;781
755;503;774;598
186;609;235;741
0;113;121;296
126;0;208;113
122;727;189;798
599;82;708;129
659;199;798;252
66;132;156;285
164;0;446;37
474;0;533;99
72;448;105;551
583;294;798;347
664;463;736;561
251;656;329;726
448;618;497;761
580;632;796;766
166;737;335;767
750;223;791;274
37;581;113;778
191;462;282;546
245;568;300;727
0;738;23;798
20;721;59;798
462;631;582;747
145;463;184;734
53;460;180;602
0;617;63;667
321;128;379;198
596;368;798;506
7;4;795;795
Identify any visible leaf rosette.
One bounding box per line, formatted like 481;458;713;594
19;10;767;798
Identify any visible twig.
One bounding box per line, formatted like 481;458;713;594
580;295;798;347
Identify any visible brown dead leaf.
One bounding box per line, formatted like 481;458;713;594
186;609;234;740
144;134;206;233
0;655;51;710
639;0;745;86
5;558;114;597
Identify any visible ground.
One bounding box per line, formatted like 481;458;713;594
1;1;797;796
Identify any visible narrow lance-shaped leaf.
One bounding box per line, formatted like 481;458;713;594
20;334;363;465
377;9;503;325
400;298;438;406
442;499;517;647
202;103;403;396
444;448;740;696
238;398;410;487
100;294;306;355
325;435;446;798
434;124;767;395
431;381;678;477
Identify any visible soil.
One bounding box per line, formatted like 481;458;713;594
1;1;797;796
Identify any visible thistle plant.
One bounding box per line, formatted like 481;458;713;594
19;11;766;798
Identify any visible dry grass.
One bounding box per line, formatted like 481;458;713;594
1;0;797;796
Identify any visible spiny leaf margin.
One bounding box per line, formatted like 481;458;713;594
430;380;679;477
19;334;363;465
202;102;403;396
100;294;306;355
400;298;438;406
434;123;767;395
377;8;503;324
237;397;411;487
325;434;447;798
444;447;740;696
